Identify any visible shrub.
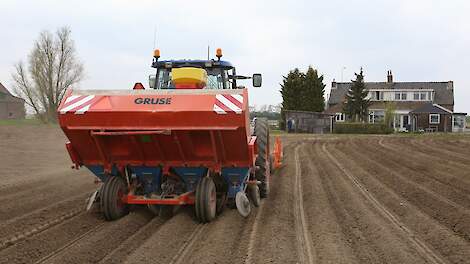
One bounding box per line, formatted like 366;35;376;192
334;122;393;134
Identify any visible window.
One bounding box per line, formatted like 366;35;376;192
372;91;384;101
401;93;407;100
420;92;427;100
429;114;440;124
413;92;428;101
369;110;385;123
453;116;465;129
395;92;401;100
335;113;345;122
394;92;407;101
155;67;230;90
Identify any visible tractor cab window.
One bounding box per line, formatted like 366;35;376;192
155;67;232;89
156;68;173;89
206;69;227;90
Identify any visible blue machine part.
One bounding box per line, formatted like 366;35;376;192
221;167;250;198
86;165;249;199
86;165;120;182
172;167;207;192
131;167;162;195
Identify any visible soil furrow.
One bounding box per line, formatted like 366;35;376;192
298;143;357;264
422;138;470;157
411;138;470;164
293;144;315;264
98;217;167;264
245;142;300;264
342;139;470;242
352;138;470;210
378;138;470;188
123;210;201;264
381;137;470;180
0;212;103;264
321;142;446;264
330;141;470;263
0;192;89;240
41;209;154;264
309;142;424;263
0;180;95;222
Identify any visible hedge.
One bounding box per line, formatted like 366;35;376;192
334;123;393;134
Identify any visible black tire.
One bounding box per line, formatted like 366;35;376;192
195;177;217;223
195;176;204;221
248;184;261;207
101;176;129;221
253;118;270;198
213;173;228;215
216;191;227;215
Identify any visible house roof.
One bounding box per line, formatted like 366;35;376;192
410;103;453;114
0;82;25;103
328;81;454;106
0;82;10;95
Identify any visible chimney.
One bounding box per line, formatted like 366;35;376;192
387;70;393;83
332;79;337;89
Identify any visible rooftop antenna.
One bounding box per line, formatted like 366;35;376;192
207;43;210;60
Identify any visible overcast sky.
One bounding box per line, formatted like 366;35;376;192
1;0;469;112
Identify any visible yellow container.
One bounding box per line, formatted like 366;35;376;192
172;67;207;87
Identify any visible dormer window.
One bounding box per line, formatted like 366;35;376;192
395;92;401;100
395;92;407;101
420;92;427;100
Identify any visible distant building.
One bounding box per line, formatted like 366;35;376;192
325;71;466;132
285;110;334;134
0;82;25;119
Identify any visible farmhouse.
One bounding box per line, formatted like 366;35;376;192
0;82;25;119
325;71;466;132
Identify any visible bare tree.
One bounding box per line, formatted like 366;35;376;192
12;27;84;122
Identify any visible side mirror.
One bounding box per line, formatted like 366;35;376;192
149;75;156;89
252;73;262;87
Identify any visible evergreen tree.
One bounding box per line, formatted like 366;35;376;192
342;68;371;122
302;66;325;112
279;67;327;128
280;68;304;112
280;69;303;129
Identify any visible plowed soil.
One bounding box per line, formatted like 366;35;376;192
1;126;470;264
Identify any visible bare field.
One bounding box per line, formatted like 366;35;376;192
1;126;470;263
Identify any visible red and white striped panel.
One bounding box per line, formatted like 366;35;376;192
213;94;244;114
60;95;100;114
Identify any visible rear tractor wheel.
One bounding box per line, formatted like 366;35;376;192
101;176;129;221
195;177;217;223
253;118;270;198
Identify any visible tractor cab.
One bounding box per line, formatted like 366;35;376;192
149;48;262;90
